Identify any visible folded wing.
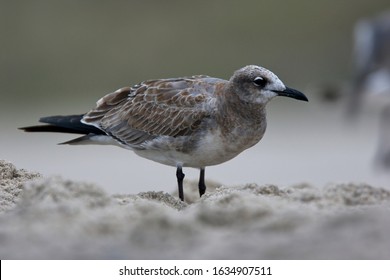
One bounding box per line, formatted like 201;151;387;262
82;76;221;148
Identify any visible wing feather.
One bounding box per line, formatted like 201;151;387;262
82;76;223;148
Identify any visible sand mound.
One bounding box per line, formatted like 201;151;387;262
0;160;40;213
1;160;390;259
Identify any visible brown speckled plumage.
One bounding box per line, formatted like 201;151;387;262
82;76;219;148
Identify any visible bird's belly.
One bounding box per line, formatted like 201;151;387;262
133;127;264;168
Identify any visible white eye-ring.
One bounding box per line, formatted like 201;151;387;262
253;76;267;87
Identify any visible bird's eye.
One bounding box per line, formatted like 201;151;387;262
253;77;267;87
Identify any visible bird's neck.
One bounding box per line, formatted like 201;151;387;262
217;87;266;123
215;88;267;140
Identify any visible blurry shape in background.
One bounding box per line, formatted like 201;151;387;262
346;11;390;170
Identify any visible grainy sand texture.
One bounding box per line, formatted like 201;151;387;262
1;159;390;259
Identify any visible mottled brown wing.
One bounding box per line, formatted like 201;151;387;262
82;76;222;147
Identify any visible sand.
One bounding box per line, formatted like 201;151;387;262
1;159;390;259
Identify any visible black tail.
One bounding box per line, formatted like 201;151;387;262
20;114;104;135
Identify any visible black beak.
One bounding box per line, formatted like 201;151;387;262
273;87;308;102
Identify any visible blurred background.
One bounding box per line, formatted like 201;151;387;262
1;0;390;194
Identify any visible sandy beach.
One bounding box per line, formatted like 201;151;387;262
1;159;390;259
2;1;390;261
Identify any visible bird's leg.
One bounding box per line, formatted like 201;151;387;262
176;166;185;201
376;106;390;169
198;167;206;197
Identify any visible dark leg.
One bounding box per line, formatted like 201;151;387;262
176;166;185;201
198;167;206;197
376;106;390;169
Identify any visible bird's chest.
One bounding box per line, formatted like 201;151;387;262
218;107;267;145
190;119;266;166
221;120;266;151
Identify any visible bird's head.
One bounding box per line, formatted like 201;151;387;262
229;65;308;105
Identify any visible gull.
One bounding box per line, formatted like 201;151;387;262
346;12;390;169
347;11;390;116
21;65;308;201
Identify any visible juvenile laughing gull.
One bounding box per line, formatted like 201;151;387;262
21;65;308;201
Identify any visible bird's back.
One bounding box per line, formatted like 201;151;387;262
82;76;226;149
